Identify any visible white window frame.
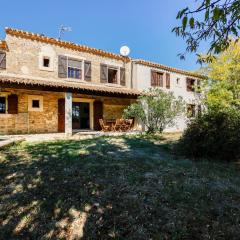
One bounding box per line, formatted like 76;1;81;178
28;95;43;112
64;54;85;81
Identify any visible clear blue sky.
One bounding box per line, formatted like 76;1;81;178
0;0;207;71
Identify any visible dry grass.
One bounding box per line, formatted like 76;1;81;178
0;134;239;239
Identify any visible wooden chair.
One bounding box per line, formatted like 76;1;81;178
124;119;133;131
113;119;125;132
99;119;111;132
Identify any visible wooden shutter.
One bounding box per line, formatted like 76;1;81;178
58;55;67;78
151;70;156;86
8;94;18;114
58;98;65;132
84;61;91;81
166;73;170;89
0;51;6;69
100;64;108;83
159;73;163;87
120;67;126;86
93;100;103;130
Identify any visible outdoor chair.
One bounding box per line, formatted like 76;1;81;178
99;119;111;132
113;119;125;132
123;119;133;131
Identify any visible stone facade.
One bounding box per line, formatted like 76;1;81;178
0;88;133;135
4;34;132;88
0;89;63;134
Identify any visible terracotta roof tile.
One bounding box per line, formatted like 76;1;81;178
5;28;130;62
135;59;206;79
0;75;140;97
0;40;8;51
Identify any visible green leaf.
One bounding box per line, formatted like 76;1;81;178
182;16;188;31
189;17;195;29
213;7;220;20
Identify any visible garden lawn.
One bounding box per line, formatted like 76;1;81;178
0;135;239;240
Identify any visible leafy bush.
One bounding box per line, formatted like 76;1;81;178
123;88;185;133
177;109;240;161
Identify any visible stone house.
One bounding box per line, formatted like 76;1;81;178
0;28;203;135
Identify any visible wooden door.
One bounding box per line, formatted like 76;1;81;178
58;98;65;132
94;101;103;130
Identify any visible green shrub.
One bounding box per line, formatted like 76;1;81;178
177;109;240;161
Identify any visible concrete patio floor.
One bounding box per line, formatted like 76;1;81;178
0;130;141;145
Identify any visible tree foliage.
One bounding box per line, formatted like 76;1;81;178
203;41;240;109
173;0;240;62
123;88;185;133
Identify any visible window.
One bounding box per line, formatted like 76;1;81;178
0;97;6;114
39;53;53;71
151;70;163;87
67;58;82;79
108;68;118;84
32;100;40;108
28;95;43;112
100;64;120;84
176;78;180;85
186;78;195;92
187;104;196;118
43;57;50;67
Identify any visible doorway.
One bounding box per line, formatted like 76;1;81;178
72;102;90;130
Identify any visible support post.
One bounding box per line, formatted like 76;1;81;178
65;92;72;136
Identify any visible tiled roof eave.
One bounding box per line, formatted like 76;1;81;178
5;28;130;62
0;76;141;97
135;60;207;79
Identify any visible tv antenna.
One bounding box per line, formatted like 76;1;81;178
58;25;72;40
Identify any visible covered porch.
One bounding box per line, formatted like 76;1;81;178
0;75;140;135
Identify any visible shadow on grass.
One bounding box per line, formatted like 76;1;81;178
0;135;240;239
0;136;169;239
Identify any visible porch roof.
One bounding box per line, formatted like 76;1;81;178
0;75;141;98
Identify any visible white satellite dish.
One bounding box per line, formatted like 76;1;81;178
120;46;130;56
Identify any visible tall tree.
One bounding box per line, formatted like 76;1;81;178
173;0;240;62
204;41;240;109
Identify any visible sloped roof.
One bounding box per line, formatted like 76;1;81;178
135;60;206;79
5;28;130;62
0;75;140;97
4;27;206;79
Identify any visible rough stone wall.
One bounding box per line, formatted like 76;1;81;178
4;35;131;88
0;89;63;134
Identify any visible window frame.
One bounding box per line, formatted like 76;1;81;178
151;70;164;87
67;57;83;80
186;78;196;92
107;66;119;84
39;53;54;72
0;96;7;114
28;95;43;112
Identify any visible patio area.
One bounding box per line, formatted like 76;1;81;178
0;130;141;145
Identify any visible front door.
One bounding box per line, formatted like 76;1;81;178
72;102;90;130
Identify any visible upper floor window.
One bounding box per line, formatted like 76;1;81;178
58;55;91;81
0;51;6;69
151;70;163;87
176;78;180;85
68;58;82;79
43;57;50;68
100;64;125;86
186;78;195;92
